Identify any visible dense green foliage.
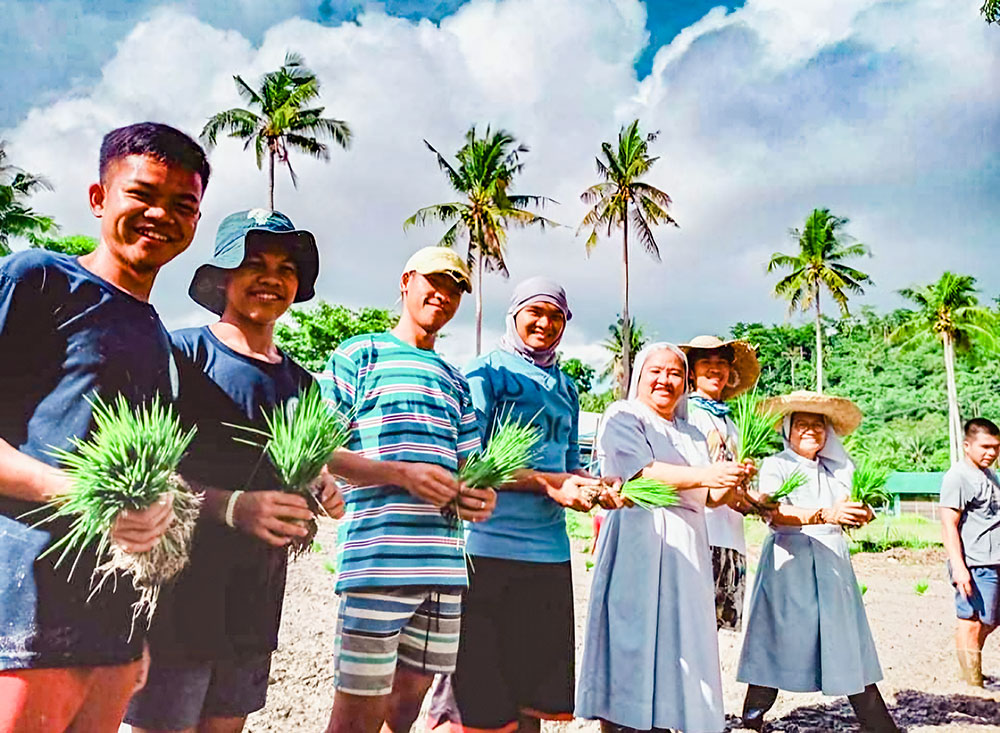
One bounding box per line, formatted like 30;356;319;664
0;142;56;255
201;51;351;209
559;357;595;395
274;300;398;372
30;234;97;255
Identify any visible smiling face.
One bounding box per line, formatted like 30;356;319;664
221;239;299;326
788;412;828;460
514;301;566;351
88;154;203;274
692;353;733;401
400;271;463;334
636;348;687;419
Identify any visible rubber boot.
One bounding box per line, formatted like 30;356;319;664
847;684;900;733
741;685;778;732
957;648;985;687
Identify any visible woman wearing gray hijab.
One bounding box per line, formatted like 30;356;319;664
427;276;609;733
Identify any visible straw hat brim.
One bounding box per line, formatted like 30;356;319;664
761;391;863;436
679;338;761;400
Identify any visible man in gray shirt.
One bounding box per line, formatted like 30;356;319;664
940;417;1000;687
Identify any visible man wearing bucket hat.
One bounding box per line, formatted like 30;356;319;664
126;209;345;732
321;246;497;733
737;391;899;733
680;335;761;634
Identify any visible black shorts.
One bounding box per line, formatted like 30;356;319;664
427;556;575;730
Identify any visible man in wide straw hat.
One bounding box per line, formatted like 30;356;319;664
680;335;761;633
736;390;900;733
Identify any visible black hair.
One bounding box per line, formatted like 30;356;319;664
99;122;211;188
688;345;735;364
965;417;1000;439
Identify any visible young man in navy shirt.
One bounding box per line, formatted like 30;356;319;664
0;122;210;732
125;209;345;732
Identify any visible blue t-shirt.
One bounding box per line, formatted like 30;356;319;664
0;250;174;670
464;349;581;563
148;327;314;662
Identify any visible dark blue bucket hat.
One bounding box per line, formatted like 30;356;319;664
188;208;319;315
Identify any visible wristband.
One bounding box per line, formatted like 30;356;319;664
225;490;244;528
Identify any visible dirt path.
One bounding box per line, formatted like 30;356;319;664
247;526;1000;732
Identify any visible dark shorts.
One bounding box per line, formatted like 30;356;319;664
711;545;746;632
427;556;575;731
124;653;272;730
952;564;1000;627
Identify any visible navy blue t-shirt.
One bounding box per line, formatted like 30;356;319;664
0;250;174;670
148;326;313;662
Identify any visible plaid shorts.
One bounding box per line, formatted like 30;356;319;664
334;587;462;696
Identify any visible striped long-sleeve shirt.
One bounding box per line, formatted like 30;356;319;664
319;332;481;592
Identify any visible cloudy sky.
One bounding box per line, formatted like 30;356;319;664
2;0;997;368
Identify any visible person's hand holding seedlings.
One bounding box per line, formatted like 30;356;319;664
821;498;872;528
546;473;603;511
596;478;627;509
232;491;313;547
316;467;346;519
397;462;462;507
111;492;176;553
454;483;497;522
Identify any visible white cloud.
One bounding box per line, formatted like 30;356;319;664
4;0;998;370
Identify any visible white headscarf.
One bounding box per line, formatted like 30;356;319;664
781;414;854;489
628;342;690;421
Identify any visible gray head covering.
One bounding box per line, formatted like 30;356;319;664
498;276;572;368
628;342;690;421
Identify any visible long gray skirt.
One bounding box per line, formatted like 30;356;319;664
736;526;883;696
576;505;724;732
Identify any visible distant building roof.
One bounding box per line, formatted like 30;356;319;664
885;471;945;496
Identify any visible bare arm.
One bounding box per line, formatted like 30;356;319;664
500;469;603;511
941;506;972;598
0;438;69;502
327;448;460;508
638;460;746;491
768;500;872;527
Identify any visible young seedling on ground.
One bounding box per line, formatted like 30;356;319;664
914;579;929;596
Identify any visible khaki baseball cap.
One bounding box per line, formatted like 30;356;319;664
402;246;472;293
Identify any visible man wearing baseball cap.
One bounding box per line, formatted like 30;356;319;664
126;209;345;732
321;246;497;733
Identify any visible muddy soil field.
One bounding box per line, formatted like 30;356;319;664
247;525;1000;732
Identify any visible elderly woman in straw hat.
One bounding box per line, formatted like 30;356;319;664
576;343;752;733
736;391;900;733
680;335;761;633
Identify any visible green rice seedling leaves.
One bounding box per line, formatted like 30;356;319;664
851;459;891;508
458;414;542;490
767;470;808;502
620;478;679;511
36;394;199;629
732;389;781;463
238;384;352;558
915;579;929;596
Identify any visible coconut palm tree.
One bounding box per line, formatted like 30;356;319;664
405;126;556;355
767;208;872;392
983;0;999;24
601;316;648;397
0;143;56;256
892;272;999;464
579;120;676;391
201;52;351;209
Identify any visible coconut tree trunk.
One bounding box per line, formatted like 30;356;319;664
268;148;276;210
942;331;962;464
620;213;631;398
814;286;824;393
474;247;484;356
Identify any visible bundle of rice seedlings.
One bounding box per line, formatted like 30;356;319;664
37;394;199;629
620;478;679;511
766;469;808;502
732;389;781;463
457;414;542;491
851;459;891;508
240;383;351;558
